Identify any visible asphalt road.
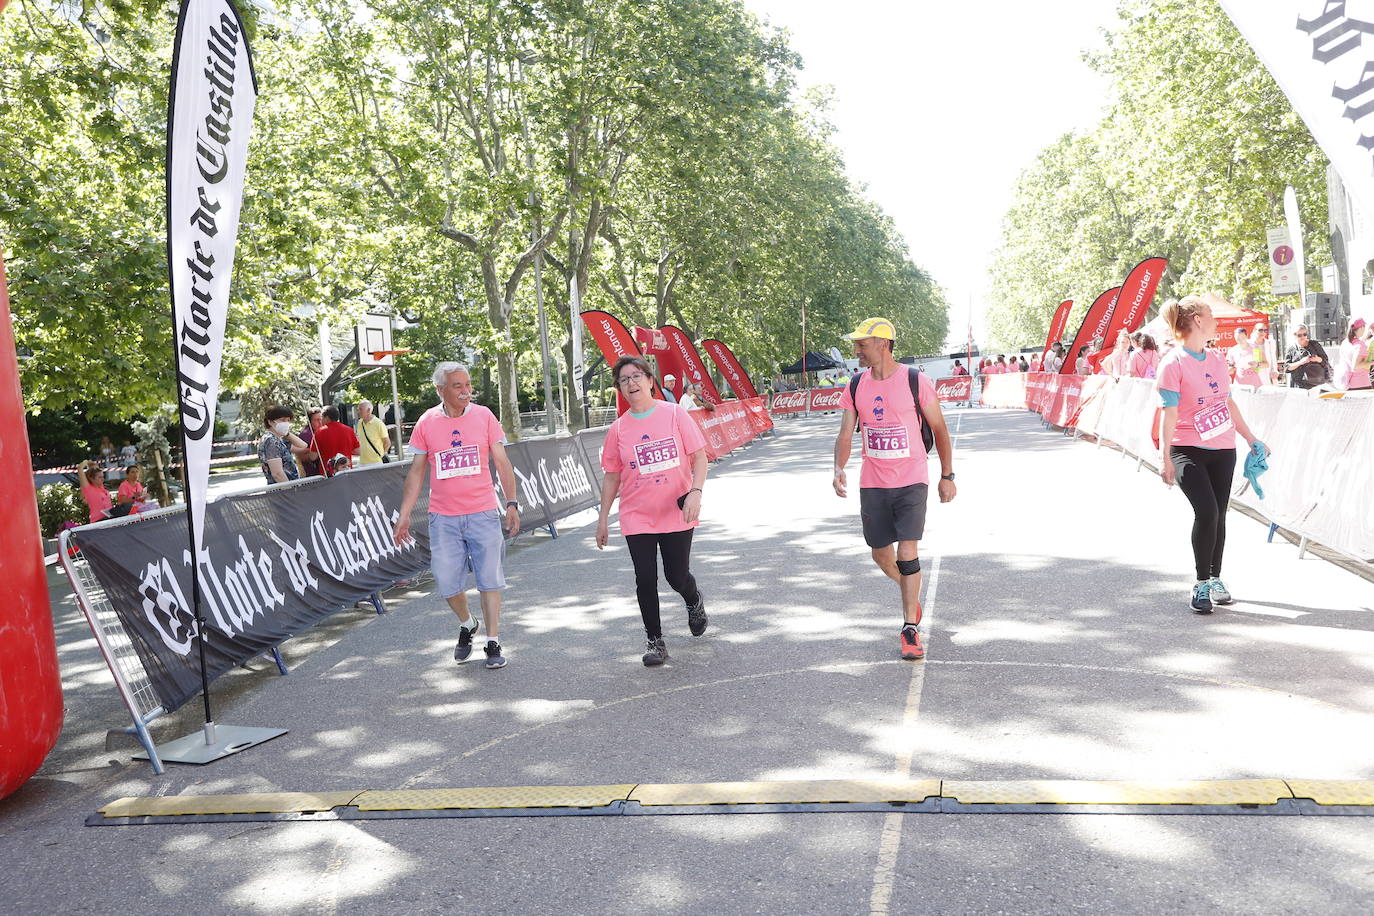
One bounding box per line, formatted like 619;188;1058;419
5;408;1373;914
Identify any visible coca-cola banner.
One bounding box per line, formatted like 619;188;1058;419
660;325;723;404
934;376;973;403
769;390;811;415
71;463;431;713
809;388;845;412
701;339;758;399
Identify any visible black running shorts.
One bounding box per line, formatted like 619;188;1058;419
859;483;928;548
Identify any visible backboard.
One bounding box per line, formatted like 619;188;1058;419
356;314;394;368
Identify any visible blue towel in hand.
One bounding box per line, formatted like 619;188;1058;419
1243;441;1269;500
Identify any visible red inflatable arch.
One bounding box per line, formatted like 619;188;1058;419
0;252;64;799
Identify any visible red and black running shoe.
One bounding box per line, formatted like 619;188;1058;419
899;626;925;661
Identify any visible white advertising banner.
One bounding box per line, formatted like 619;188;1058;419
1267;226;1301;294
1220;2;1374;222
167;0;257;550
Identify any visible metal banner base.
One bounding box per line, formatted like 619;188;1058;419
136;722;287;767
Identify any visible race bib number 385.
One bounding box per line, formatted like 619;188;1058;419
634;436;681;474
864;425;910;459
436;444;481;479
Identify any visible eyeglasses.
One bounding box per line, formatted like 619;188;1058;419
617;373;649;386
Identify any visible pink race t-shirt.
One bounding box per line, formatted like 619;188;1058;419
839;368;936;489
1156;347;1235;449
408;403;505;516
1338;337;1371;389
600;402;706;535
117;480;146;503
1128;349;1159;379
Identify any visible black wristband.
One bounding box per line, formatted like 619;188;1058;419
505;500;519;509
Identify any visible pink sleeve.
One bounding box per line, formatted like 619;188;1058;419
600;422;623;472
678;405;707;455
839;378;855;411
409;415;429;452
1157;355;1181;393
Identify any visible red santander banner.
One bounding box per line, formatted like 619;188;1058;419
1041;299;1073;364
1103;256;1167;344
701;338;758;399
580;309;655;415
660;325;723;404
1060;286;1120;374
934;376;972;402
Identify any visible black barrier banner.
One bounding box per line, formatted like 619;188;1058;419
576;427;609;491
501;434;600;530
72;462;429;712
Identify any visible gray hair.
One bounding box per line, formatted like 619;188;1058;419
357;399;373;410
431;362;469;387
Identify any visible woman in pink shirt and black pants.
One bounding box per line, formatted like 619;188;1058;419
1156;296;1267;614
597;356;710;666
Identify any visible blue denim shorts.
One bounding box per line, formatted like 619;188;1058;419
429;510;507;597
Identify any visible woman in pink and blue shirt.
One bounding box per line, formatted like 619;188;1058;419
1155;296;1267;614
596;356;709;667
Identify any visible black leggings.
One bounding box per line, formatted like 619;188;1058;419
1170;445;1236;581
625;530;700;639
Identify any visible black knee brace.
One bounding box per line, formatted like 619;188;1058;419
896;557;921;576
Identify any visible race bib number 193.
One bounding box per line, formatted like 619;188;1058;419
1193;402;1233;442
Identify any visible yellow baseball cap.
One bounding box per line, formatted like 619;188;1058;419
844;317;896;341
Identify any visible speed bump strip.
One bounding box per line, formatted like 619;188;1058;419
353;785;635;811
941;779;1292;806
1286;780;1374;805
100;791;362;817
629;779;942;806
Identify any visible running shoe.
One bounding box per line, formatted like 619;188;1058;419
454;617;482;663
1191;582;1213;614
484;640;506;669
687;594;708;637
642;636;669;667
899;626;925;660
1208;578;1233;605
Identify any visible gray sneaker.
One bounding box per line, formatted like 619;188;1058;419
454;617;482;663
1208;578;1233;605
642;636;669;667
687;594;708;637
483;640;506;669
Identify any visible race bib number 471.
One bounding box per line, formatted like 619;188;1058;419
634;436;681;474
436;444;481;479
864;425;910;459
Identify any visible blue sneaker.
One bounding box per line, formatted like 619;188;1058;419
1208;578;1233;605
1191;582;1213;614
454;617;481;663
484;640;507;669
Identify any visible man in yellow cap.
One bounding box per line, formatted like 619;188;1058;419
833;317;957;660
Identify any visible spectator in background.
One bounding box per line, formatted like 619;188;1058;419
1103;329;1132;377
952;359;969;376
119;440;138;469
992;355;1006;374
1334;317;1373;391
1228;327;1262;386
661;374;679;403
1253;324;1277;385
1018;355;1029;372
260;406;311;484
1028;352;1042;372
313;405;361;475
1004;355;1020;373
297;407;325;477
116;465;154;512
355;399;391;465
1284;325;1330;389
1045;342;1065;373
1075;345;1091;376
679;382;714;412
1127;332;1160;379
79;463;112;523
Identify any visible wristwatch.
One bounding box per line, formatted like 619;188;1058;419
505;500;520;509
940;473;955;481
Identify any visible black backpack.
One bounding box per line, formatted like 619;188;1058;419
847;367;935;453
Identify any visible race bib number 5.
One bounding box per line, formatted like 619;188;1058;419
634;436;680;474
1193;402;1233;441
435;445;481;479
864;425;910;459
